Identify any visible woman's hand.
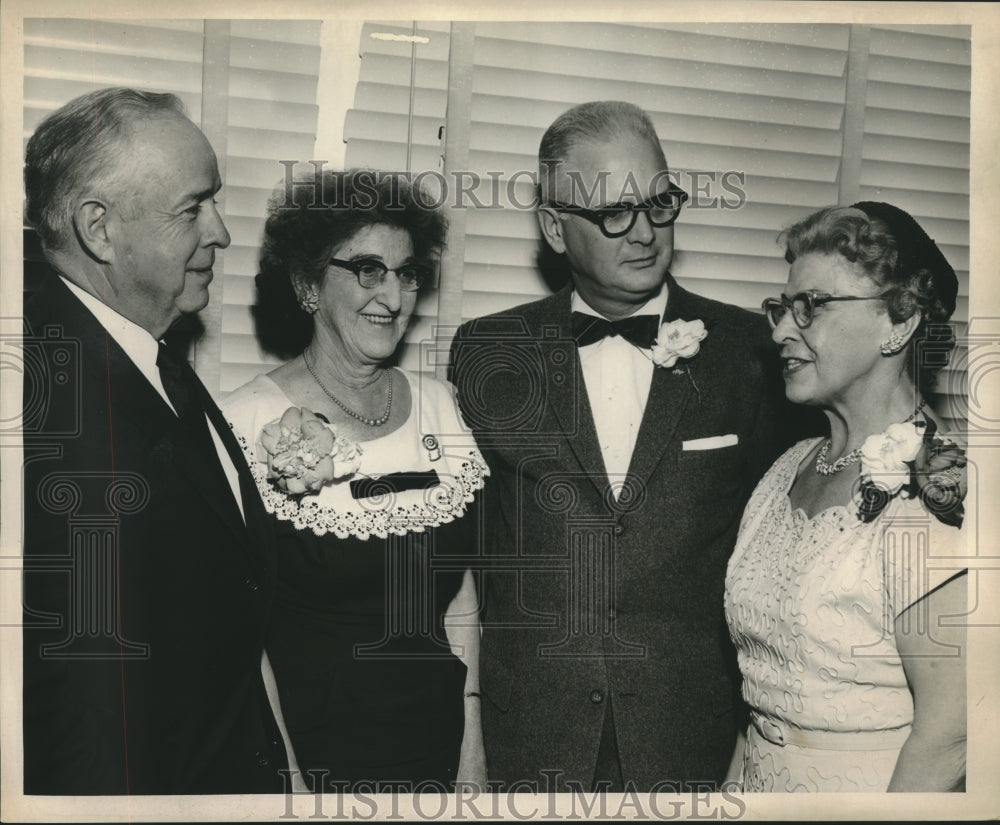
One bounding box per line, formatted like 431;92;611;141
455;693;487;790
445;568;487;791
723;728;746;790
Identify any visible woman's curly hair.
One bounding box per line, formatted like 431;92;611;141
781;202;959;395
253;168;448;359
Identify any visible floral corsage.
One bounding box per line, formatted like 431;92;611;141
257;406;363;496
855;417;966;527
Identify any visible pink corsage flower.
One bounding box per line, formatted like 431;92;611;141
257;406;362;496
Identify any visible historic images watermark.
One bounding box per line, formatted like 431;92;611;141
276;771;748;820
275;162;749;212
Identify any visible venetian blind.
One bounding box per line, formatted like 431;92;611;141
21;18;324;396
857;24;970;429
342;20;451;375
22;19;206;295
215;20;323;393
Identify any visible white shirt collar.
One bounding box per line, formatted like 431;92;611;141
571;279;669;322
60;276;166;402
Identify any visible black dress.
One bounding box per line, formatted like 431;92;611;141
221;371;488;793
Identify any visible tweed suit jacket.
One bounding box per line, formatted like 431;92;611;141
22;273;288;794
450;275;810;791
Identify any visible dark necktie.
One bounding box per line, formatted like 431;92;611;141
156;342;225;462
157;345;263;546
157;343;204;424
571;311;660;349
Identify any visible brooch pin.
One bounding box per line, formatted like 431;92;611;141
423;434;442;462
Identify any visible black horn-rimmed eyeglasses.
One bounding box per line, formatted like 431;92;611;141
329;257;432;292
546;184;689;238
762;289;893;329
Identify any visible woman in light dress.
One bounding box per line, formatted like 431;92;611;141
724;202;967;792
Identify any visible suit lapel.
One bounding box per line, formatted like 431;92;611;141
625;274;700;487
199;382;277;576
37;275;250;543
538;288;610;496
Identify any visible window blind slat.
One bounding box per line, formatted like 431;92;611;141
868;27;972;66
648;22;851;50
865;81;970;117
863;134;969;169
23;77;202;124
474;47;848;103
863;108;969;143
860;160;968;194
475;22;849;74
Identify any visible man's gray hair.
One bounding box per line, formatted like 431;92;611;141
25;87;187;250
537;100;666;202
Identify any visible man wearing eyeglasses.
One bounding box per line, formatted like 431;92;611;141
450;100;817;793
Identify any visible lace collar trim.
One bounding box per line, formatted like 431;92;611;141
233;425;487;540
226;371;488;540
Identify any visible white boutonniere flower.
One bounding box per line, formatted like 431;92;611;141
650;318;707;400
651;319;707;369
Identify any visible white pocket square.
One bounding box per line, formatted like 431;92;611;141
682;434;738;451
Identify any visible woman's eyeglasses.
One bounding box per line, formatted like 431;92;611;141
329;257;432;292
762;290;891;329
547;184;689;238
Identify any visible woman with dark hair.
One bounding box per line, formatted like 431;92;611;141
221;169;487;791
724;202;968;792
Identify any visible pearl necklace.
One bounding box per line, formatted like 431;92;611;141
304;353;393;427
814;400;926;476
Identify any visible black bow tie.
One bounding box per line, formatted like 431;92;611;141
571;311;660;349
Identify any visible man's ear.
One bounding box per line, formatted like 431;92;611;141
72;198;113;263
536;207;566;254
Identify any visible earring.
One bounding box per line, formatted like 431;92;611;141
880;330;905;355
297;289;319;314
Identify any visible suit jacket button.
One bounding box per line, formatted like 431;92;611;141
255;751;270;767
590;689;604;704
613;523;624;536
245;577;260;591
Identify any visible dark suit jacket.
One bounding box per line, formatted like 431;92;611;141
22;274;287;794
450;275;817;791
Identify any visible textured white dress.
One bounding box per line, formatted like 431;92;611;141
724;438;966;792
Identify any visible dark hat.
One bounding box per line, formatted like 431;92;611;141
851;201;958;317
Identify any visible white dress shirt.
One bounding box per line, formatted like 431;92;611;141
572;283;668;496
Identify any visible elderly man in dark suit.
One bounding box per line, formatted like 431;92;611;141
21;88;290;794
450;100;814;792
